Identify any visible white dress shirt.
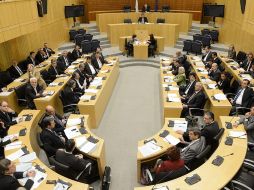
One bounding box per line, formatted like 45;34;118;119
88;63;96;74
236;88;245;105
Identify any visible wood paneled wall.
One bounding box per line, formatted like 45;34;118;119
0;0;82;70
205;0;254;52
83;0;203;21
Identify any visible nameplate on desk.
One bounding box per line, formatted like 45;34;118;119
185;174;201;185
23;114;33;121
19;128;27;136
159;130;169;138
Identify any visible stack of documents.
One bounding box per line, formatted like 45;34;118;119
214;93;227;100
201;78;212;83
0;91;12;96
167;93;180;102
229;131;247;138
5;141;22;151
64;126;82;139
192;56;201;61
85;89;98;94
164;134;180;145
16;163;33;172
172;120;188;132
19;152;37;163
48;82;59;87
75;136;97;153
90;78;103;87
2;133;19;142
100;69;109;74
6;148;26;161
168;86;179;90
138;141;161;157
207;84;217;89
80;94;93;101
68;65;76;69
67;118;81;126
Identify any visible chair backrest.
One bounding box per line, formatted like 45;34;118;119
213;128;225;142
193;34;202;42
49;156;70;177
157;18;165;23
202;35;211;47
154;166;188;183
196;145;211;159
161;5;170;12
81;40;92;54
123;5;131;12
37;132;44;148
191;41;202;55
124;18;132;23
69;29;78;41
91;39;100;52
78;29;86;35
84;33;93;41
183;40;192;52
201;29;210;36
0;71;13;87
236;51;247;63
210;30;219;41
14;83;27;100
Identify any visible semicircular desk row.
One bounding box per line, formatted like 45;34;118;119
5;110;105;189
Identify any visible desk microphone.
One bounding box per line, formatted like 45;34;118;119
222;153;234;157
225;116;235;129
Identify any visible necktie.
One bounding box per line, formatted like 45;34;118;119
64;57;69;66
54;67;58;75
5;112;10;121
15;66;23;75
185;82;192;94
233;89;243;104
247;61;252;71
187;92;197;103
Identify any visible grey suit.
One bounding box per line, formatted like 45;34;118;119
238;116;254;143
181;136;206;163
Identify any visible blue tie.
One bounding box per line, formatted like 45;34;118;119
233;89;243;104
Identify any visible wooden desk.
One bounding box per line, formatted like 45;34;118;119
5;110;89;190
188;56;232;121
96;12;192;33
78;57;119;128
119;36;165;53
0;53;59;113
135;116;247;190
133;43;149;59
160;59;183;118
107;23;179;46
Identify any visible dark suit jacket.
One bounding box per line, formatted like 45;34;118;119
84;63;97;77
92;57;104;70
142;5;150;12
47;65;60;81
55;149;91;180
243;70;254;78
63;86;80;105
240;59;254;71
208;69;221;82
187;91;206;108
217;79;230;94
0;172;34;190
25;84;43;109
40;128;65;157
26;56;39;66
43;47;55;57
42;113;65;134
35;52;47;63
73;79;85;95
234;87;254;108
0;111;17;128
202;51;213;62
57;56;71;74
8;65;23;79
201;121;220;145
181;81;196;97
138;17;148;23
71;49;82;61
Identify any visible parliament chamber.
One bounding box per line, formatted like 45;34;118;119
0;0;254;190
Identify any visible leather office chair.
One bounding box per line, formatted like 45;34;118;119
124;19;132;23
183;40;192;54
236;51;247;63
156;18;165;23
123;5;131;12
84;33;93;41
40;70;51;85
202;34;211;47
161;5;170;12
59;90;78;114
69;29;78;41
91;39;100;52
191;41;202;55
74;34;84;47
193;33;203;42
14;83;28;107
78;29;86;36
201;29;210;36
37;132;44;148
49;156;71;179
210;30;219;42
81;40;92;54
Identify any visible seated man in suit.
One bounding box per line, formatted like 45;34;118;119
229;79;254;115
57;51;71;74
180;72;196;97
62;80;80;106
55;139;99;183
0;129;18;158
84;56;97;79
181;82;206;117
47;58;61;81
43;42;55;57
26;51;39;66
25;77;44;109
208;63;221;82
0;101;22;128
35;48;48;63
239;52;254;71
217;72;231;94
71;45;82;61
179;127;206;164
0;158;35;190
138;12;148;24
43;105;66;135
92;51;105;71
71;71;86;95
8;60;23;79
40;116;66;157
233;105;254;148
142;3;150;12
202;46;213;63
75;63;91;88
240;63;254;78
171;59;181;76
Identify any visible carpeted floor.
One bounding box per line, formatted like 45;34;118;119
91;65;162;190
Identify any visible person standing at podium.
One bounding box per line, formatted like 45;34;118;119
138;12;148;24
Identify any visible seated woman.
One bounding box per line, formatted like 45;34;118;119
173;67;186;87
217;72;231;94
127;34;138;56
228;44;236;60
148;34;156;57
26;64;47;90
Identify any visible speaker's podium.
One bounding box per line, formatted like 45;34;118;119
134;30;149;59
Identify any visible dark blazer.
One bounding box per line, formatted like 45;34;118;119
0;122;9;138
0;172;34;190
202;51;213;62
84;63;97;77
43;47;55;57
217;79;230;94
201;121;220;145
234;87;254;108
92;57;104;70
73;79;85;95
40;128;65;157
35;52;47;63
208;69;221;82
63;86;80;105
240;59;254;71
55;149;92;181
187;91;206;108
57;56;71;74
26;56;39;66
138;17;148;23
243;70;254;78
47;65;60;81
71;49;82;61
180;80;196;97
8;65;23;79
0;111;18;128
25;84;43;109
42;113;65;134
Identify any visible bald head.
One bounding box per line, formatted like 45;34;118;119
45;105;55;116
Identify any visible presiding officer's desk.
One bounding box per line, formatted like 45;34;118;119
78;57;119;129
107;23;179;46
96;12;192;34
4;110;89;189
160;58;183;118
135;116;247;190
188;56;232;121
0;53;59;113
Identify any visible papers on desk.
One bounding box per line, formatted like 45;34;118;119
14;78;25;82
201;78;212;83
67;69;75;73
192;56;201;61
167;93;177;98
229;131;247;138
138;141;161;157
67;118;81;126
152;186;169;190
68;65;76;69
106;62;114;66
172;120;188;132
6;148;26;161
80;94;93;101
195;61;204;67
19;152;37;163
0;91;12;96
16;163;33;172
164;134;180;145
90;79;103;87
75;136;97;153
161;66;171;70
64;126;82;139
100;69;109;74
164;76;174;80
200;71;208;74
2;133;19;142
160;57;170;61
54;182;69;190
162;84;169;88
168;86;179;90
241;74;253;80
49;82;59;87
5;141;22;151
197;67;206;72
208;84;217;89
44;90;55;96
85;89;98;94
214;93;227;100
167;94;180;102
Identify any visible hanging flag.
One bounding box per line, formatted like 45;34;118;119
135;0;139;12
155;0;159;12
